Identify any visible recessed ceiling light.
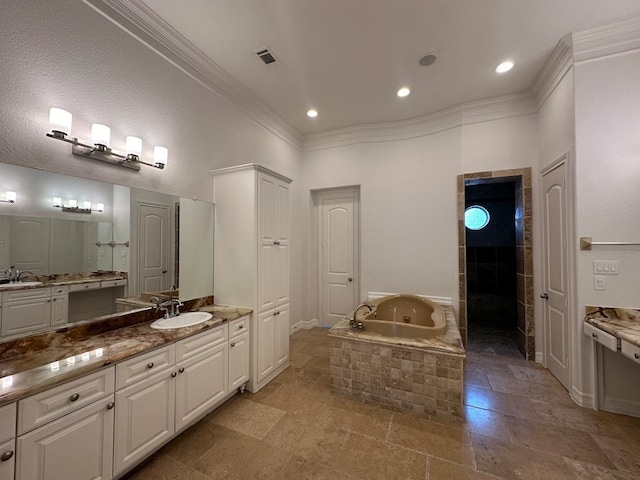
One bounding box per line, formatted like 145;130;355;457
496;61;514;73
307;109;318;118
397;87;410;98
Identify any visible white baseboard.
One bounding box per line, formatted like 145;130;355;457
572;386;596;409
535;352;544;364
599;395;640;418
367;292;453;305
290;318;319;334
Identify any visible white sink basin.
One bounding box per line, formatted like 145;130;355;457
0;281;43;289
150;311;213;330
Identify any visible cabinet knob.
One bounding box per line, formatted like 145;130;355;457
592;333;598;339
147;362;154;369
47;299;51;303
178;367;185;373
171;372;177;378
348;277;353;282
69;393;80;402
0;451;14;462
540;293;549;299
239;324;245;329
635;353;639;360
230;342;236;348
273;312;277;316
106;402;115;410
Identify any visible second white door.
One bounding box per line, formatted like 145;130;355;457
319;190;359;327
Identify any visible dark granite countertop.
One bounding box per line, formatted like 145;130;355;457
0;302;251;406
0;271;127;291
584;306;640;348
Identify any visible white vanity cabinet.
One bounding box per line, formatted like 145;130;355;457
0;403;16;480
213;165;291;393
15;368;115;480
0;287;69;337
228;316;250;391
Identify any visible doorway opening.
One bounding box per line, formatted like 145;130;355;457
457;168;534;360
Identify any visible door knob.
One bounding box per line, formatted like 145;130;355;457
540;293;549;299
162;270;168;274
348;277;353;282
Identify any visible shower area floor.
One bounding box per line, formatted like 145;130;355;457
467;324;521;357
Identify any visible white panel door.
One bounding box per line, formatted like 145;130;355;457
258;242;276;311
229;332;250;391
320;194;358;327
17;395;114;480
275;305;290;368
10;217;50;275
275;242;289;306
256;309;276;383
542;161;570;390
137;203;170;294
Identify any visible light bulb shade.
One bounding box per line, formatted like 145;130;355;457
154;146;168;167
126;136;142;157
91;124;111;147
83;201;92;210
53;197;62;207
95;203;104;212
5;191;16;202
49;108;72;136
68;199;77;208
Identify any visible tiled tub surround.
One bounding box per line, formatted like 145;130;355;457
584;306;640;348
0;297;251;405
329;305;465;417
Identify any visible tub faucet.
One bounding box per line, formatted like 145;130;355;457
351;303;372;329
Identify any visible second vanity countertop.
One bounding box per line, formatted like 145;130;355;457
0;271;128;292
0;303;252;406
584;306;640;348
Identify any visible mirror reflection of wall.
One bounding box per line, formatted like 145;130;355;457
179;198;214;300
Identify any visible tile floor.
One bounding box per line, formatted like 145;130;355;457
126;327;640;480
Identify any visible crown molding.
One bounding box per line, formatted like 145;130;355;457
85;0;302;150
532;35;574;110
210;163;292;184
573;16;640;63
302;93;536;152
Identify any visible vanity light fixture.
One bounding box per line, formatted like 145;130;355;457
0;191;16;204
46;108;169;171
52;197;104;214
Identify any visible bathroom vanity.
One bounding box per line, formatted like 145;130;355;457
583;306;640;417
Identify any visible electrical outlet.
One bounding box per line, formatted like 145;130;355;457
593;260;619;275
594;275;606;290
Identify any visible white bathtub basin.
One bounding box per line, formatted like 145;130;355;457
150;312;213;330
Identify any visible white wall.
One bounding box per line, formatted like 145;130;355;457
300;113;539;324
574;49;640;397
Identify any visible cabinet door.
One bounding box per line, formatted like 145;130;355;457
257;309;276;383
17;395;114;480
229;331;250;391
175;342;228;433
275;180;290;244
276;305;290;368
275;242;289;307
0;439;15;480
258;242;276;311
1;299;50;337
50;294;68;326
114;371;175;477
258;173;277;244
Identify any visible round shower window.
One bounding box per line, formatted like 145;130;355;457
465;205;490;230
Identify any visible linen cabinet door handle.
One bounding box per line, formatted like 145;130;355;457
179;367;185;373
635;353;639;360
230;343;236;348
1;451;14;462
106;402;115;410
171;372;177;378
69;393;80;402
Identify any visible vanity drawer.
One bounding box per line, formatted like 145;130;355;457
69;282;101;292
18;367;115;435
176;324;227;363
116;345;175;389
0;403;16;443
584;323;619;352
2;287;50;302
229;315;249;339
621;340;640;365
101;279;127;288
50;285;69;296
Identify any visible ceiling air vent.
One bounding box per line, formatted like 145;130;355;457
254;46;279;66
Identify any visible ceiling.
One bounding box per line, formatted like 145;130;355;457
141;0;640;136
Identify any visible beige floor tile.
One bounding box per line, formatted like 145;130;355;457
193;430;290;480
461;405;512;442
592;433;640;476
289;352;314;368
504;415;615;469
471;432;577;480
428;457;503;480
335;432;427;480
508;364;561;386
207;397;286;440
387;412;475;467
487;374;574;406
320;396;393;440
261;381;330;417
161;419;230;465
125;454;212;480
563;458;636;480
464;385;541;421
262;412;348;466
278;455;359;480
243;380;283;404
464;368;492;389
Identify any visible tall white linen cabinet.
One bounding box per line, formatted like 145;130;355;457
212;164;291;393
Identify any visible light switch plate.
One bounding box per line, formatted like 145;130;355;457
593;260;619;275
594;275;606;290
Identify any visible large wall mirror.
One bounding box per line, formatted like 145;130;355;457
0;162;214;339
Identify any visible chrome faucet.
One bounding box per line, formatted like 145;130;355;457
351;303;372;329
